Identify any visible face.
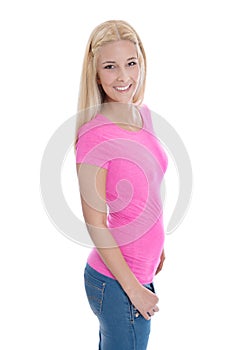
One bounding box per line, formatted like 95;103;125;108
96;40;140;104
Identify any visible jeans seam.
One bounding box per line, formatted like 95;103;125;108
132;324;137;350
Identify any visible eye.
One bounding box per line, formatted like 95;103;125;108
104;64;115;69
128;61;137;67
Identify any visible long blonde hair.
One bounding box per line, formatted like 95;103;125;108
74;20;147;150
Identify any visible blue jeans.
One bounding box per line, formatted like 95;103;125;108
84;263;156;350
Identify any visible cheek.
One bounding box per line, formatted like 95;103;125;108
132;66;140;82
98;71;116;86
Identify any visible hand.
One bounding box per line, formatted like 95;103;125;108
127;284;159;320
155;249;166;275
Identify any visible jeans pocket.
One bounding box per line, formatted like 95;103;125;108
132;283;156;319
132;305;141;319
84;270;106;316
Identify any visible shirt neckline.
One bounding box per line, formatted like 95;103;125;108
96;105;145;134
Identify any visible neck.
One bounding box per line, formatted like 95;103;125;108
101;102;140;125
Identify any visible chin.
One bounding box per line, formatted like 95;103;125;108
115;95;134;104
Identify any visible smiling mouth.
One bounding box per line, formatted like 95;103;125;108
114;84;132;92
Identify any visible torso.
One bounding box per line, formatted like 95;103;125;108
77;104;168;284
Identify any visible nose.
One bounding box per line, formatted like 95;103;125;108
116;67;128;82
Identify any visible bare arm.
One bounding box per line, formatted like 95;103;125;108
76;162;159;320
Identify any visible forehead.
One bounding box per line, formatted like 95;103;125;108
97;40;138;62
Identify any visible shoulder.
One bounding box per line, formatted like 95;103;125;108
139;103;152;117
139;103;153;125
77;115;105;139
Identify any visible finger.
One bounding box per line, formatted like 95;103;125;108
149;309;156;316
143;311;151;320
146;306;159;319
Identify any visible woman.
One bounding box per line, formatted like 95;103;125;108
75;20;168;350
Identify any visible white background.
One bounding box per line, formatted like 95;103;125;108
1;0;233;349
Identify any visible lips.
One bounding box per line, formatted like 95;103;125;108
114;84;132;92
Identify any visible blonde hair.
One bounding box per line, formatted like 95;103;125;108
74;20;147;150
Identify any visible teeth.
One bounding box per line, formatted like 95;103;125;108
115;84;131;91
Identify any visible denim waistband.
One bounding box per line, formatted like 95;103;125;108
85;263;155;292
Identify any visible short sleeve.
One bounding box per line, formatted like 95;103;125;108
76;126;110;170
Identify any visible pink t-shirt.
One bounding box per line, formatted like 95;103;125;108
76;104;168;284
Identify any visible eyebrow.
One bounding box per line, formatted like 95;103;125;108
102;57;138;65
